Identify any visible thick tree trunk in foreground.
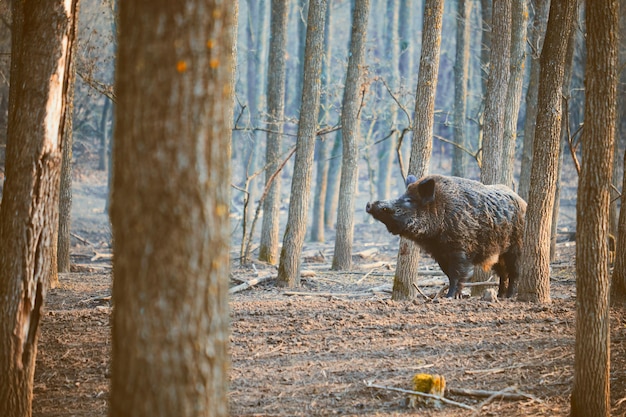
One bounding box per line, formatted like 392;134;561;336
392;0;443;300
517;0;576;303
571;0;618;415
109;2;235;416
332;0;369;270
0;1;77;416
277;0;328;287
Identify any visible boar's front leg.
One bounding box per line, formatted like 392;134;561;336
434;251;474;298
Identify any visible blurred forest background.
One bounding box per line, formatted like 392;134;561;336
0;0;623;240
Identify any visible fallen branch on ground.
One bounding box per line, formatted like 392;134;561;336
283;291;372;298
71;232;94;246
365;381;476;412
447;387;540;402
229;273;275;294
91;252;113;262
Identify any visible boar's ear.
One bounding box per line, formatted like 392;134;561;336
406;174;417;187
417;177;436;204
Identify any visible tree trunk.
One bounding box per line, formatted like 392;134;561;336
109;2;235;416
0;1;77;415
57;0;81;275
324;131;342;228
277;0;328;288
375;0;399;201
332;0;369;271
612;3;626;298
518;0;550;201
98;97;110;171
479;0;492;96
571;0;618;415
550;9;578;262
480;0;511;186
392;0;444;301
259;0;289;264
452;0;471;178
310;0;333;243
242;0;268;251
517;0;576;303
501;0;528;189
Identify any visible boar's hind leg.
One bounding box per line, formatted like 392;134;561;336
493;261;509;298
436;252;474;299
494;253;519;298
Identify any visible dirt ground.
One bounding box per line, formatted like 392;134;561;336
33;169;626;417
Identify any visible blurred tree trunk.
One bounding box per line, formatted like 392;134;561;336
517;0;576;303
56;0;81;276
480;0;511;185
392;0;443;301
501;0;527;188
242;0;268;248
518;0;550;201
452;0;471;178
259;0;289;264
98;97;110;171
277;0;328;288
571;1;617;415
398;0;414;88
0;1;77;415
332;0;369;270
109;1;235;416
479;0;492;98
0;2;10;170
324;131;342;228
310;0;333;243
376;0;399;201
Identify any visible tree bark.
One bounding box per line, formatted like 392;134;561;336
452;0;471;178
332;0;369;271
480;0;511;186
259;0;289;264
501;0;527;189
0;1;77;415
550;8;578;262
310;0;333;243
277;0;328;288
571;0;618;415
57;0;81;275
392;0;443;300
109;2;235;416
518;0;550;201
375;0;400;201
517;0;576;303
324;131;342;228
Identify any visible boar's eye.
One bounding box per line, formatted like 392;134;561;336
399;195;414;208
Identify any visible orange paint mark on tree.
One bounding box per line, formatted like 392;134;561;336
176;60;188;73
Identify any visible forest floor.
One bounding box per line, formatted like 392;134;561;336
32;167;626;417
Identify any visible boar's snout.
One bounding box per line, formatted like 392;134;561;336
366;201;388;215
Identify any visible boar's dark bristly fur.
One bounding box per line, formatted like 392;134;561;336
366;174;527;299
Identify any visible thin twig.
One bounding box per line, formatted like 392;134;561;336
365;381;477;412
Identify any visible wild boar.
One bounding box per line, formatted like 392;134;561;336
366;174;527;298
